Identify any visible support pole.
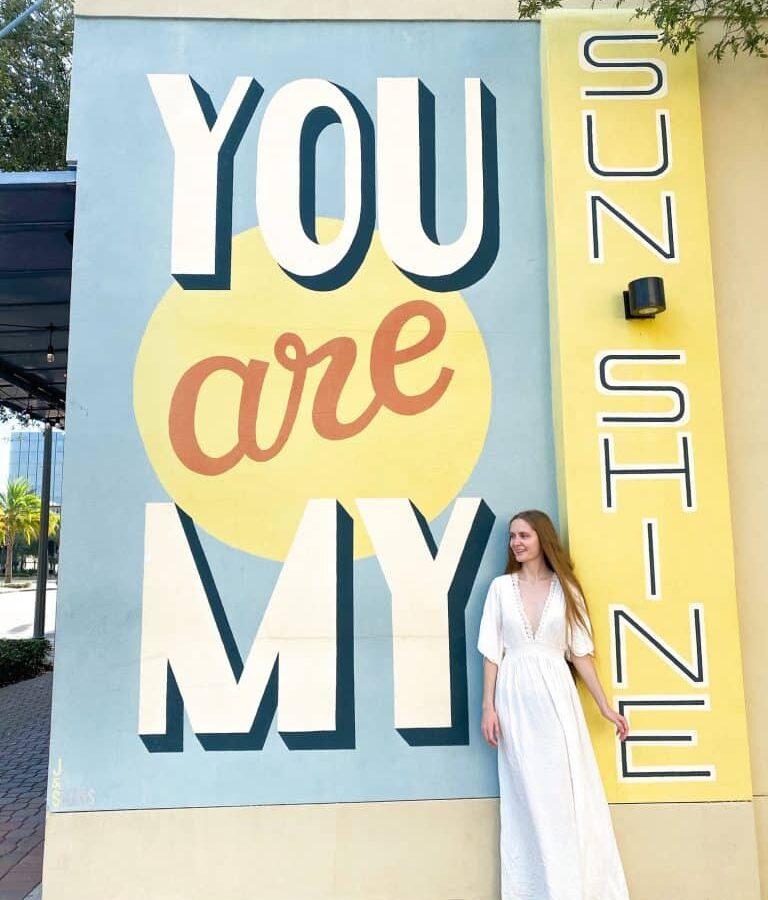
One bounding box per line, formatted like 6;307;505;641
33;423;52;639
0;0;45;40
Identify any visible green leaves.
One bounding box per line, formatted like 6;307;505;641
0;477;59;544
0;638;52;687
519;0;768;59
0;0;73;172
0;478;59;583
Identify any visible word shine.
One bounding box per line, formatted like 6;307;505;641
169;300;452;474
139;497;494;752
595;351;710;781
149;74;500;292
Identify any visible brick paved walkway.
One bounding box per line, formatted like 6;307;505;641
0;674;52;900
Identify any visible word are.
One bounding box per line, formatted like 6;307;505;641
168;300;453;474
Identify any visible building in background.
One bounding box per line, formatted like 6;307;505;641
8;428;65;505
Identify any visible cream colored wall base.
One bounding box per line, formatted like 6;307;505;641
755;797;768;900
612;801;762;900
42;798;761;900
42;799;499;900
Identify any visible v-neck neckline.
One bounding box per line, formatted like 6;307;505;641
512;572;557;642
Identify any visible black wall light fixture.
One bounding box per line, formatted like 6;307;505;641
623;276;666;320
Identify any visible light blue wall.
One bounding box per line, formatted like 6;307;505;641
50;17;554;812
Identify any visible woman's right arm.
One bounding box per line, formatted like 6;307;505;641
481;658;501;747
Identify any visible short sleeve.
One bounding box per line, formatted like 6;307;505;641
477;579;503;665
566;589;595;661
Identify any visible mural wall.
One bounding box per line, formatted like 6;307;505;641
48;0;752;835
41;7;767;898
51;18;556;812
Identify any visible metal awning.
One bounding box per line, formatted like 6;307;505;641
0;170;73;426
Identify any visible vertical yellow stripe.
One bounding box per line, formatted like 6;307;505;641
542;10;752;802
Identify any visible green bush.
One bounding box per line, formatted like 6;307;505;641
0;638;52;688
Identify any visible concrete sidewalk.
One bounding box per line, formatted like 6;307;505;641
0;584;57;641
0;674;52;900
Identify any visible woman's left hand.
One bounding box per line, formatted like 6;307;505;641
600;705;629;742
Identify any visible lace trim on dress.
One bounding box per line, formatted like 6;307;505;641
512;572;558;642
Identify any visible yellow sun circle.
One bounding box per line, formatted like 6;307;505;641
133;220;492;560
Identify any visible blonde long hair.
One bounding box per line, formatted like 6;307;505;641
505;509;591;654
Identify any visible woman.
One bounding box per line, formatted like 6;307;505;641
478;509;631;900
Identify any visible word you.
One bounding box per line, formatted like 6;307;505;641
148;74;499;291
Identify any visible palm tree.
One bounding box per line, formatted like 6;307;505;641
0;478;59;584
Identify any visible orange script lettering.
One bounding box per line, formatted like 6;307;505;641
168;299;454;475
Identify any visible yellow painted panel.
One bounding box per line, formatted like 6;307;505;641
541;10;752;802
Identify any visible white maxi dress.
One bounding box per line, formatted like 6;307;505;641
478;573;630;900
